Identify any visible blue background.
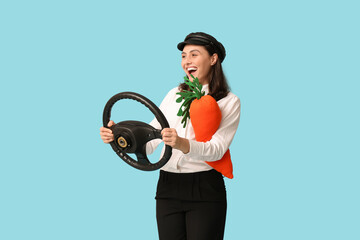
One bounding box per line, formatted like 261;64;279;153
1;0;359;239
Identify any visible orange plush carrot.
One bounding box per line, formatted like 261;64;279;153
176;76;233;179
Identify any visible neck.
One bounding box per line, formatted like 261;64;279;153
198;77;209;85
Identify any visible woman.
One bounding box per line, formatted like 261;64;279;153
100;32;241;240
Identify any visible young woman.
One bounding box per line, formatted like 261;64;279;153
100;32;241;240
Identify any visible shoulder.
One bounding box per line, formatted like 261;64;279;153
168;86;181;95
218;91;240;106
216;91;241;119
158;86;181;107
163;86;181;100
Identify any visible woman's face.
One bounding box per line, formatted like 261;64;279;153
181;44;217;85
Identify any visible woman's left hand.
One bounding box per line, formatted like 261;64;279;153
161;128;190;154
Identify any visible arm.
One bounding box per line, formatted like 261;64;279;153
146;88;178;155
161;128;190;153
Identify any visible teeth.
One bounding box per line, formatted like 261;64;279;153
187;67;197;71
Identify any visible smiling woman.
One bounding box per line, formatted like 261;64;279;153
179;33;229;102
99;32;241;240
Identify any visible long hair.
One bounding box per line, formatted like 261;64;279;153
178;45;230;101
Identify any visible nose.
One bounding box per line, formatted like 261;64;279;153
184;55;192;65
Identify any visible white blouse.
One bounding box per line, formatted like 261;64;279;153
146;84;241;173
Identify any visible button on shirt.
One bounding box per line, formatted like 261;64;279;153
146;84;241;173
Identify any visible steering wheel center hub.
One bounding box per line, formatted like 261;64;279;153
117;137;128;148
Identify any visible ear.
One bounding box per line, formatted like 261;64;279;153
210;53;218;66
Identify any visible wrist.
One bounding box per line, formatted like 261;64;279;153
179;137;190;154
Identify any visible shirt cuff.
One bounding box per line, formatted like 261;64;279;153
183;139;202;159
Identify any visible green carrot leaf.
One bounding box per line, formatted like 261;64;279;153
176;95;183;103
176;75;205;128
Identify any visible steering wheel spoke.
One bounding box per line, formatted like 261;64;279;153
135;148;151;165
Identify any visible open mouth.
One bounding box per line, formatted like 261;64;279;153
187;67;198;77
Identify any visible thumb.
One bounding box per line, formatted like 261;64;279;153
108;120;115;127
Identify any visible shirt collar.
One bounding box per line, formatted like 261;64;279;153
202;84;209;95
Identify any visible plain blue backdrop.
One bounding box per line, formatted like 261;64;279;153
1;0;359;239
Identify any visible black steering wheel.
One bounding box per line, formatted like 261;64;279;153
103;92;172;171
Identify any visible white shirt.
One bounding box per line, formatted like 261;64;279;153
146;84;241;173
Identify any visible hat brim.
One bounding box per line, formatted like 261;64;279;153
177;39;210;51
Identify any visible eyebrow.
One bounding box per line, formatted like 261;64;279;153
181;49;201;54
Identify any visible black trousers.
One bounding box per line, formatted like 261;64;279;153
156;170;227;240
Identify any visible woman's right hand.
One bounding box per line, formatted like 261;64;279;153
100;120;115;143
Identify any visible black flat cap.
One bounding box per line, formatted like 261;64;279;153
177;32;226;63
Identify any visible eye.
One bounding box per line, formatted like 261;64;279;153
192;54;197;57
181;55;186;58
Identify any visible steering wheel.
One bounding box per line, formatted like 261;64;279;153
103;92;172;171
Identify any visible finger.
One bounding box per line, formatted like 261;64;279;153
101;136;114;142
161;128;173;134
100;131;114;138
108;120;115;127
100;128;113;134
165;129;176;136
100;126;111;131
163;140;174;147
100;127;112;133
162;133;173;138
161;129;175;135
162;136;175;143
162;137;170;143
101;133;114;139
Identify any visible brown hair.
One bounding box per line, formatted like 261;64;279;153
178;44;230;101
